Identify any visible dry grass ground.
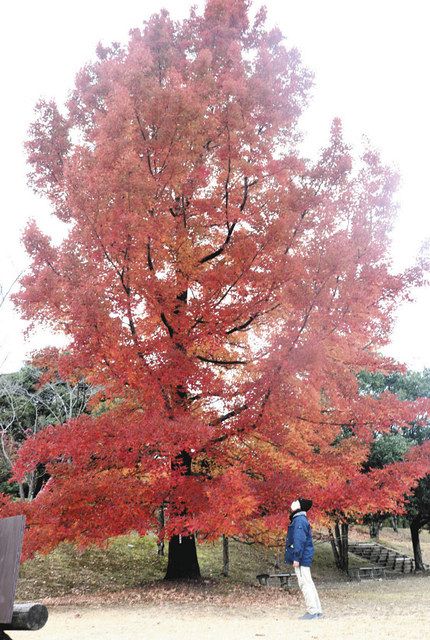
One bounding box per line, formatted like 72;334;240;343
12;526;429;639
10;576;430;640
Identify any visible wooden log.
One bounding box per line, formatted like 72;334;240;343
0;603;48;631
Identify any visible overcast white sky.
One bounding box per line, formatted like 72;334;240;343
1;0;429;373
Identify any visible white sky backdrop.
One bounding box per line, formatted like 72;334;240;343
0;0;429;372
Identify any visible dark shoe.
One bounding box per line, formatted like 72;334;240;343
299;613;320;620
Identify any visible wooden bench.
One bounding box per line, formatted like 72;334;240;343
349;566;386;581
0;516;48;640
257;573;297;588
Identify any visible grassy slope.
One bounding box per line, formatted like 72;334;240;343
17;534;357;600
19;525;427;600
349;524;430;564
378;527;430;563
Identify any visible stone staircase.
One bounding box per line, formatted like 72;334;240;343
348;542;415;574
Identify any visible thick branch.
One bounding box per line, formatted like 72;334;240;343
197;355;247;366
209;404;248;427
135;110;155;177
226;303;280;334
147;239;154;271
239;177;257;212
199;220;236;264
205;378;276;449
161;312;174;338
226;314;257;334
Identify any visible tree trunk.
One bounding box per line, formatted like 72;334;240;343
157;505;165;556
27;471;36;501
341;523;349;574
390;515;398;533
410;518;425;571
17;483;25;500
222;535;229;576
369;518;382;539
328;528;341;569
165;534;201;580
330;522;349;573
164;450;201;580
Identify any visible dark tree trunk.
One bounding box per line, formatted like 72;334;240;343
157;505;165;556
222;535;229;576
390;515;398;533
369;518;382;539
165;534;201;580
341;523;349;574
410;518;425;572
330;522;349;573
164;450;201;580
329;528;341;569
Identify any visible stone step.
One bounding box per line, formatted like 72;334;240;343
348;542;414;573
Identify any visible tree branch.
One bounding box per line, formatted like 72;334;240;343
226;314;257;335
196;355;247;366
199;220;236;264
160;312;174;338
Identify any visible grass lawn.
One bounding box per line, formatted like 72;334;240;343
17;531;371;600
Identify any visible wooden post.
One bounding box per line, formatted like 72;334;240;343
0;516;25;624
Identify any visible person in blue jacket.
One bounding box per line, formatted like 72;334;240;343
285;498;323;619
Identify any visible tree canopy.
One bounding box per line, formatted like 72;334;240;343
9;0;430;572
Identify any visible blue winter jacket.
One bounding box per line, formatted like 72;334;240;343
284;512;314;567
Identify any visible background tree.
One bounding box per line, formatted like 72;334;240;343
358;369;430;570
407;475;430;571
363;432;411;538
0;364;95;499
13;0;430;579
322;436;429;573
0;273;23;369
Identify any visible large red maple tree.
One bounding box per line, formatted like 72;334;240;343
13;0;430;578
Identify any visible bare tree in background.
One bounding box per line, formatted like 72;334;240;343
0;273;23;370
0;366;97;499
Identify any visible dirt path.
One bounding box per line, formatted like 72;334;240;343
8;576;430;640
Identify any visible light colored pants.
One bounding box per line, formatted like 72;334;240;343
294;566;322;615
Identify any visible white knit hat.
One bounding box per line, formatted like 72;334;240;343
290;500;301;512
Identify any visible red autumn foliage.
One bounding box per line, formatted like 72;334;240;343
11;0;430;560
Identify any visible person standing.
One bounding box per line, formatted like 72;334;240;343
285;498;323;620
